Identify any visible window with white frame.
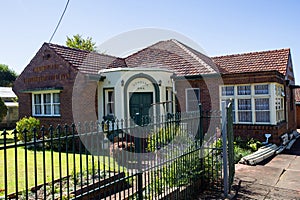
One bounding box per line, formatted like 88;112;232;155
32;92;60;116
221;84;275;124
255;98;270;122
104;89;114;116
238;99;252;122
222;86;234;96
275;85;285;122
166;87;173;113
186;88;200;112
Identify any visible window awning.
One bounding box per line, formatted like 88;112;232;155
20;87;63;93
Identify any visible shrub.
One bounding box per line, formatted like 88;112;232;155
16;116;40;142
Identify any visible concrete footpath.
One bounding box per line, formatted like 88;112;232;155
233;138;300;199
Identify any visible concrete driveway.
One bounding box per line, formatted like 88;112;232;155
234;138;300;199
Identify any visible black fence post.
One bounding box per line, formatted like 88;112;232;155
2;129;8;200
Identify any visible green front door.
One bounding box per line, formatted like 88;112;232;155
129;92;153;125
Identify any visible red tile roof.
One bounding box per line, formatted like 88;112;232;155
46;43;126;74
45;41;291;78
125;39;218;76
212;48;290;75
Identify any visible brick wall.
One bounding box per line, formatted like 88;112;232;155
13;44;78;128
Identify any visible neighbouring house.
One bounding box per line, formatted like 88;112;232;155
13;39;298;144
0;87;19;128
295;88;300;128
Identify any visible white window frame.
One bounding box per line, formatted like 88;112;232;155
166;87;173;113
185;88;200;112
220;83;278;125
104;89;115;116
32;90;61;117
275;84;285;123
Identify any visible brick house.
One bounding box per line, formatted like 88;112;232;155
212;49;297;143
13;39;297;143
295;88;300;128
0;87;18;128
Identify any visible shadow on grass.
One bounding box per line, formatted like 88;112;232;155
0;138;14;145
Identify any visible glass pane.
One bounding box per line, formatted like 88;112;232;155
44;105;51;114
187;89;200;100
255;85;268;94
53;93;60;103
222;86;234;96
256;111;270;122
35;105;41;114
107;103;114;114
255;98;269;110
34;94;41;104
238;111;252;122
54;105;60;115
238;99;251;110
238;85;251;95
108;91;114;102
44;93;51;103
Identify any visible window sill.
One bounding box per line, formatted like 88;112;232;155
33;115;61;118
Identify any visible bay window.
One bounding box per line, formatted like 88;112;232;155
221;83;282;125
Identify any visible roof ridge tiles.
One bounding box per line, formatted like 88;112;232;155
212;48;290;59
45;42;120;59
170;39;217;74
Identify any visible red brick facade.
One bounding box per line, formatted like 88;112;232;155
13;44;78;127
13;40;297;144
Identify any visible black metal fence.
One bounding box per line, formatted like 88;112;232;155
0;107;232;199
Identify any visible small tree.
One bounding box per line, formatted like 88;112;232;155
16;116;40;142
66;34;97;52
0;98;8;122
0;64;17;87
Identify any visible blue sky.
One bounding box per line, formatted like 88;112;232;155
1;0;300;83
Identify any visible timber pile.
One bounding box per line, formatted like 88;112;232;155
239;131;300;165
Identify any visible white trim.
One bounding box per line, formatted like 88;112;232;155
220;83;283;125
32;92;61;117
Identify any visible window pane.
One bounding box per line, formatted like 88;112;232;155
53;93;60;103
238;111;252;122
238;99;251;110
187;89;200;100
54;105;60;115
238;85;251;95
34;94;41;104
186;89;200;111
44;105;51;114
256;111;270;122
107;103;114;114
44;94;51;103
35;105;41;114
108;91;114;102
255;98;269;110
222;86;234;96
255;85;268;94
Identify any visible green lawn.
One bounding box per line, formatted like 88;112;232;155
0;147;121;196
0;129;15;145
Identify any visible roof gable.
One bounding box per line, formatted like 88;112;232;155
212;48;290;75
46;43;126;74
125;39;218;76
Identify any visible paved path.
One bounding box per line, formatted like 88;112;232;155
234;138;300;199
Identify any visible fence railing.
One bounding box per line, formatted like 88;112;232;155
0;107;232;199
